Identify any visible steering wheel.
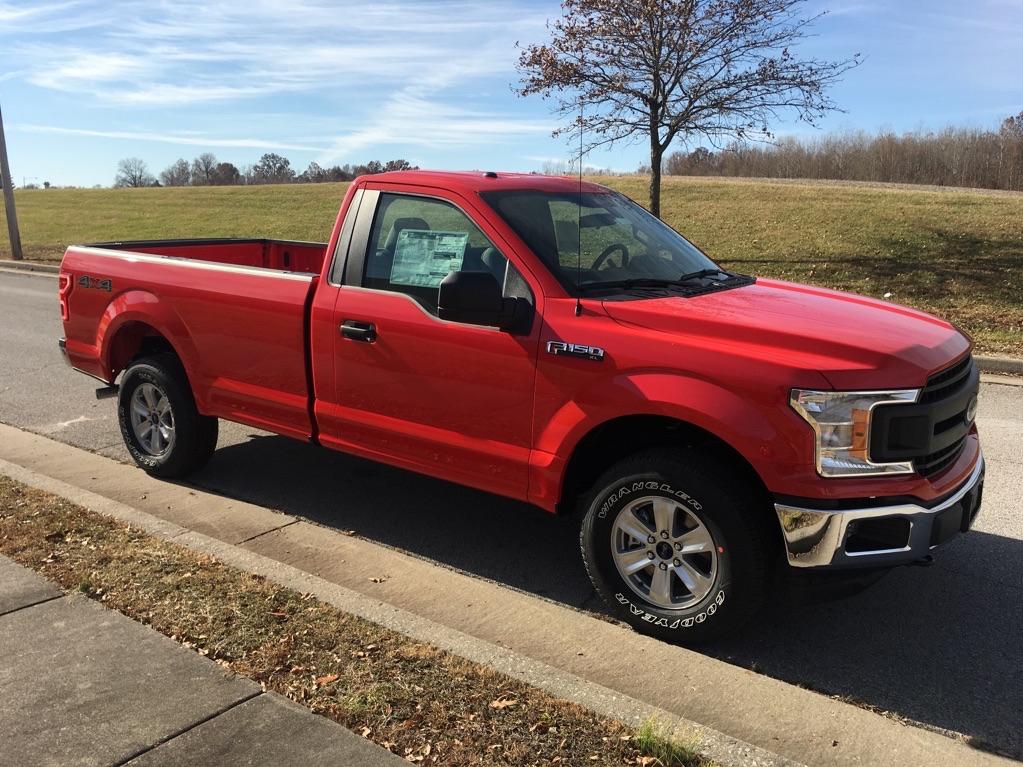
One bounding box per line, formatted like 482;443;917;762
591;243;630;271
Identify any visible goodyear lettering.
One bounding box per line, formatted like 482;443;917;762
613;590;725;631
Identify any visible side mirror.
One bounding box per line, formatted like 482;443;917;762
437;271;523;331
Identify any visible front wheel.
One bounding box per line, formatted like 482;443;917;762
580;448;773;643
117;353;218;479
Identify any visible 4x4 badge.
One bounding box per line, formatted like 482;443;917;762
546;341;605;362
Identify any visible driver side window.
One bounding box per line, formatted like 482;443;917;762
364;193;531;315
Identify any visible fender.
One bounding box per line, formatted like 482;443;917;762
96;290;206;408
528;370;816;510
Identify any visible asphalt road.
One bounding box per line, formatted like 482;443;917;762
2;267;1020;758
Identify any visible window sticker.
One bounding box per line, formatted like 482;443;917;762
390;230;468;287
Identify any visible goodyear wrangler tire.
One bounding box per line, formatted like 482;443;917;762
118;353;218;479
580;448;771;643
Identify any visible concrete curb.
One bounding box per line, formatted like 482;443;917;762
975;355;1023;376
0;259;59;274
0;456;801;767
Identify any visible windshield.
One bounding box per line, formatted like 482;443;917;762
482;190;719;292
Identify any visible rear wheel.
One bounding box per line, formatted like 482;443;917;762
117;353;218;478
579;448;772;643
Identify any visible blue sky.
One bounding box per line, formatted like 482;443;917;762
0;0;1020;187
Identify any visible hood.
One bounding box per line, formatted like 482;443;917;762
601;278;970;390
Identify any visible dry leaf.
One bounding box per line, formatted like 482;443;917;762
490;696;518;710
315;673;339;686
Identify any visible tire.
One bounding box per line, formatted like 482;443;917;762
579;448;773;643
117;353;218;478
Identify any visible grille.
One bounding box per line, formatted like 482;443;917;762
913;354;975;477
919;354;972;404
916;439;967;478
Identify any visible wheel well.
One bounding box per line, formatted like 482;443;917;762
107;322;179;379
558;415;771;515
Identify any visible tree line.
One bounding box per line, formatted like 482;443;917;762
114;153;417;188
663;113;1023;191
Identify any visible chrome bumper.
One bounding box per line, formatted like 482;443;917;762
775;457;985;569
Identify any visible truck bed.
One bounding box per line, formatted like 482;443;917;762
88;238;327;275
60;238;327;441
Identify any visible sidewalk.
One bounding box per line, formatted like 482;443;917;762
0;555;404;767
1;423;1014;767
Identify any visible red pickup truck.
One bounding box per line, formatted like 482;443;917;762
59;170;984;641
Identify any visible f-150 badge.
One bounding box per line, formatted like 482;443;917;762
546;341;605;361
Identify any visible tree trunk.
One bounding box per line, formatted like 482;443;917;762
649;145;662;218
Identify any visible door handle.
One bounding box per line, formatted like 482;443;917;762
340;320;377;343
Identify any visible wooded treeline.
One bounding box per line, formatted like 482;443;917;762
664;114;1023;191
113;153;417;188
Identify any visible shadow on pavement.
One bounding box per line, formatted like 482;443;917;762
193;433;1021;760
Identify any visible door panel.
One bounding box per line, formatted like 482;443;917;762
320;187;541;501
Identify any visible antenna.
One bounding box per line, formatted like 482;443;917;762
575;95;583;317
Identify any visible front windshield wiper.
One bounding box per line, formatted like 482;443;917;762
577;278;685;292
676;268;732;281
578;269;737;293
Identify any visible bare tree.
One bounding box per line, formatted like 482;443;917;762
250;153;295;184
159;158;191;187
190;152;218;185
518;0;860;216
114;157;155;188
299;161;326;183
210;162;242;185
540;159;571;175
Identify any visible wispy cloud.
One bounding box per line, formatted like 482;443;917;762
1;0;551;166
818;2;878;18
16;124;328;152
0;0;81;24
4;1;545;106
319;92;552;163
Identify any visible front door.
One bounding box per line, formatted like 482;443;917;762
322;187;541;501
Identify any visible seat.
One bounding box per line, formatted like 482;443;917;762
384;217;430;255
366;217;431;281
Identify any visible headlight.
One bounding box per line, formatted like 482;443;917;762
790;389;919;477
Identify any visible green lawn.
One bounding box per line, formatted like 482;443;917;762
2;176;1020;355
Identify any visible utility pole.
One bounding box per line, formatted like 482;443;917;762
0;102;24;261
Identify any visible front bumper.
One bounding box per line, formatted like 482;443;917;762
774;456;985;568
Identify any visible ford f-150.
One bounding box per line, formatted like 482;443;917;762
58;170;984;641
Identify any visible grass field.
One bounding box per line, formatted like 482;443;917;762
2;175;1020;355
